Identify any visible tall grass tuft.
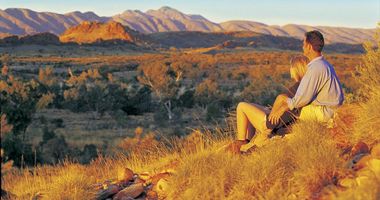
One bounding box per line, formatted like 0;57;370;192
165;120;342;199
352;24;380;146
287;121;342;199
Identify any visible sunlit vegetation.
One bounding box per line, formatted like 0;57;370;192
1;27;379;199
0;48;363;165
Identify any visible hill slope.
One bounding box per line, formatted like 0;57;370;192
2;104;379;199
0;7;375;44
0;8;108;35
59;21;137;44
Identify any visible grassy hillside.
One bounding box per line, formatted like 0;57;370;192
2;102;379;199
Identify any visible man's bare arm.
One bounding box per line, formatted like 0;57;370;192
269;94;290;124
271;94;288;112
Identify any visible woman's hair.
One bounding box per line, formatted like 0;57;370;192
290;55;309;82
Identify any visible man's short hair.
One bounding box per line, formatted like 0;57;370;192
305;30;324;52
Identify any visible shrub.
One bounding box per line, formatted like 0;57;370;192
206;102;223;122
352;24;380;146
177;89;195;108
79;144;98;164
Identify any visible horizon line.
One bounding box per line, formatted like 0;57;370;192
1;6;377;30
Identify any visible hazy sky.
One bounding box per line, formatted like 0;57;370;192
1;0;379;28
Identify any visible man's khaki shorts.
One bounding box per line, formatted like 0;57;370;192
299;104;335;127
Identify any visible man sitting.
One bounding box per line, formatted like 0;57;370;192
229;30;344;154
269;30;344;127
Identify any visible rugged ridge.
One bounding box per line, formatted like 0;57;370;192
0;32;60;46
59;21;137;44
0;7;375;44
0;8;109;35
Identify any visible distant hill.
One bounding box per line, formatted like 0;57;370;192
0;32;60;46
147;31;301;49
0;7;375;45
219;21;375;45
0;8;108;35
112;6;223;33
0;23;365;54
59;21;137;44
147;31;364;53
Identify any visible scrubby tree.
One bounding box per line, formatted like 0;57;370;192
1;115;13;175
1;65;53;166
194;78;220;108
63;68;127;119
193;78;232;120
177;89;195;108
137;61;180;120
122;85;152;115
171;60;192;81
239;77;284;106
37;127;68;165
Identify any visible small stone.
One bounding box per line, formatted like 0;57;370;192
357;168;375;177
346;153;366;169
155;179;169;194
371;144;380;158
138;172;151;181
338;178;357;188
367;158;380;174
91;183;103;190
134;177;145;184
150;172;171;185
351;142;370;157
96;184;120;200
117;168;134;182
146;190;158;200
353;155;372;171
113;183;144;200
355;175;370;186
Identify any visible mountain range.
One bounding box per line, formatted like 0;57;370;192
0;6;376;44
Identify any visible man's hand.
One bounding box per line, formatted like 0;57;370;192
269;94;290;125
268;107;286;125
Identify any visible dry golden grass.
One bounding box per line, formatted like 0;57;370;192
3;163;98;199
3;83;379;199
351;25;380;147
352;88;380;146
164;120;343;200
2;108;379;200
325;24;380;200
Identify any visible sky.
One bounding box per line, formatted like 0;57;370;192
1;0;379;28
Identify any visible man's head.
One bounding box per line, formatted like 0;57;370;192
303;30;324;58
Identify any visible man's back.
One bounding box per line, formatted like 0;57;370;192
272;30;345;125
287;56;344;109
308;56;344;107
